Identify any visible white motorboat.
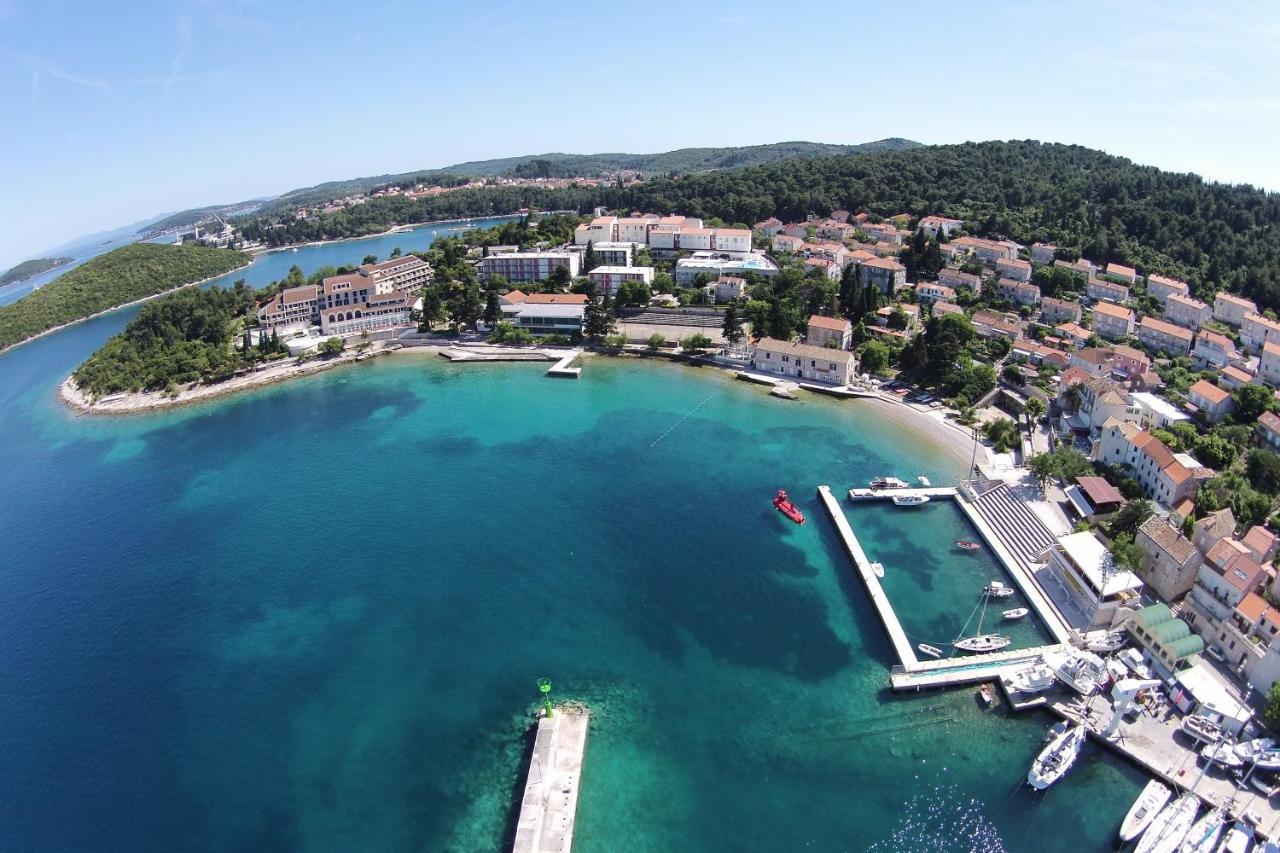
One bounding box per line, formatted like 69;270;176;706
917;643;942;659
1008;663;1056;694
892;494;930;506
954;634;1012;654
1247;770;1277;796
1134;793;1199;853
869;476;910;489
1043;647;1107;696
1086;630;1127;653
1118;779;1172;842
1027;723;1086;790
1180;808;1225;853
1003;607;1029;620
984;581;1015;598
1120;647;1153;679
870;562;885;578
1219;821;1254;853
1254;748;1280;772
1200;741;1244;769
1235;738;1276;764
917;476;932;486
1179;714;1224;745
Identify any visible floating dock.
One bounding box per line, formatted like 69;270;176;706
512;704;590;853
546;350;582;378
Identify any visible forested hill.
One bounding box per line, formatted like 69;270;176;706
0;243;249;351
0;257;72;286
263;139;920;212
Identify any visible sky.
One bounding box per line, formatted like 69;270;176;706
1;0;1278;269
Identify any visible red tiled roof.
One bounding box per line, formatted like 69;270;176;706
808;315;852;332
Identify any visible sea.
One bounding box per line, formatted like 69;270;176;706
0;218;1145;851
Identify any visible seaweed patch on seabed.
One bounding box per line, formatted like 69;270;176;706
868;783;1006;853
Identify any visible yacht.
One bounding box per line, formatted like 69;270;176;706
1134;793;1199;853
1179;714;1224;746
1235;738;1276;764
1008;663;1056;694
983;581;1015;598
869;476;909;489
1180;808;1225;853
1086;630;1127;653
1043;647;1107;696
1219;821;1254;853
954;634;1012;654
1027;723;1086;790
1118;779;1171;842
892;494;930;507
1200;741;1244;770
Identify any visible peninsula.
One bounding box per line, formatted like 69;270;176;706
0;256;72;287
0;243;249;352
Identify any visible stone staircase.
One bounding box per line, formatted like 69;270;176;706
969;483;1058;569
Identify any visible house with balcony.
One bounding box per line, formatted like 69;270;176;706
858;257;906;293
1164;293;1211;329
915;282;957;305
1044;531;1143;628
586;265;654;299
1097;418;1210;507
1214;292;1257;327
972;309;1023;340
996;278;1041;306
749;338;858;385
1092;302;1134;341
1184;548;1268;656
1242;312;1280;354
1040;296;1082;325
1136;516;1203;602
939;267;982;293
1136;316;1192;356
1105;262;1137;284
1112;345;1151;381
996;257;1032;282
805;315;853;350
1087;278;1131;304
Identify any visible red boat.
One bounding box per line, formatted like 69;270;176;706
955;540;981;552
773;489;806;525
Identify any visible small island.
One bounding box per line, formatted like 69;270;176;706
0;243;250;352
0;256;73;287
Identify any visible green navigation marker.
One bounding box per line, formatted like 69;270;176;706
537;677;553;718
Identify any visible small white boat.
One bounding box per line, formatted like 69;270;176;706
1119;779;1172;842
1008;663;1056;694
1253;748;1280;772
1218;821;1254;853
955;634;1012;653
869;476;910;489
892;494;930;506
1200;741;1244;769
1086;630;1127;653
1180;808;1225;853
984;581;1015;598
1235;738;1276;764
917;643;942;659
870;562;885;578
1247;770;1276;796
1003;607;1029;620
1134;793;1199;853
917;476;932;486
1027;723;1086;790
1179;714;1224;745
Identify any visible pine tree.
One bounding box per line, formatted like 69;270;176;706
722;303;743;343
583;240;597;274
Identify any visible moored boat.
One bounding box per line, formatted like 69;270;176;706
1003;607;1029;620
1027;723;1086;790
869;476;909;489
1134;792;1199;853
1086;630;1127;653
955;634;1012;653
1043;648;1107;696
1180;807;1224;853
983;581;1015;598
1008;663;1056;694
955;539;981;552
917;476;932;486
870;562;884;578
892;494;930;506
1118;779;1171;842
772;489;805;525
917;643;942;659
1178;714;1223;746
1218;821;1254;853
1234;738;1275;763
1200;741;1244;769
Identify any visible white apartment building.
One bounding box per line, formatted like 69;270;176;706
586;265;654;298
1164;293;1211;329
1241;312;1280;354
480;252;580;283
1147;274;1190;305
1137;316;1193;356
1214;292;1257;327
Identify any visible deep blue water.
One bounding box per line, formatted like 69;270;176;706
0;221;1145;852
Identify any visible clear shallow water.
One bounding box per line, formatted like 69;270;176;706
0;224;1145;852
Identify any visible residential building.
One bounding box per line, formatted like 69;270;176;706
1258;411;1280;452
971;309;1022;340
1213;292;1257;327
713;275;748;303
815;220;855;242
1087;278;1131;304
1136;516;1204;602
1030;242;1057;265
1045;531;1143;628
1112;345;1151;380
1092;302;1134;341
1243;526;1280;565
1192;508;1237;556
674;252;778;285
1220;364;1256;390
1129;391;1191;430
510;293;588;336
1187;379;1235;423
1136;316;1193;356
932;301;965;318
753;217;784;236
1258;341;1280;387
860;222;901;245
1070;347;1114;378
772;234;804;254
587;265;654;299
1098;419;1207;507
749;337;858;385
858;257;906;293
1147;274;1191;305
1242;312;1280;354
1040;296;1082;325
1192;329;1240;370
1055;322;1091;348
480;251;580;283
589;242;636;268
938;267;982;293
1164;293;1211;329
919;215;964;238
805;315;853;350
915;282;957;305
803;257;841;281
1055;258;1097;279
950;236;1017;264
1186;548;1267;636
1105;262;1137;284
996;257;1032;282
996;278;1041;306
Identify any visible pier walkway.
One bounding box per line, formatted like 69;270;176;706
847;486;959;501
512;704;590;853
546;350;583;378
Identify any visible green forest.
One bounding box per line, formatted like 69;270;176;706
0;257;72;287
239;140;1280;310
0;243;248;351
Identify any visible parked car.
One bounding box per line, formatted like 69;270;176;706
1206;645;1226;663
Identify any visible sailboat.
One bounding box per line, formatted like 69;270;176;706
1118;779;1171;842
1134;792;1199;853
1027;723;1086;790
1180;807;1224;853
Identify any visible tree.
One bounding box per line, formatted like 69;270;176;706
1028;446;1092;484
1109;499;1154;538
419;286;445;331
722;303;743;344
681;333;712;353
582;295;615;339
616;279;650;307
1265;682;1280;733
483;288;501;325
646;333;665;350
1025;396;1046;423
982;417;1020;453
356;330;372;353
859;340;889;375
1235;383;1276;423
363;254;377;265
1193;435;1235;470
1247;449;1280;496
583;241;597;274
548;266;571;291
390;247;402;258
319;337;345;356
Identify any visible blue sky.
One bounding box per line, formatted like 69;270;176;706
1;0;1278;269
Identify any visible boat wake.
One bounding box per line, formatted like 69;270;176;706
868;783;1005;852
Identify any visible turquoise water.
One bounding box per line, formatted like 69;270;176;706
0;223;1145;851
